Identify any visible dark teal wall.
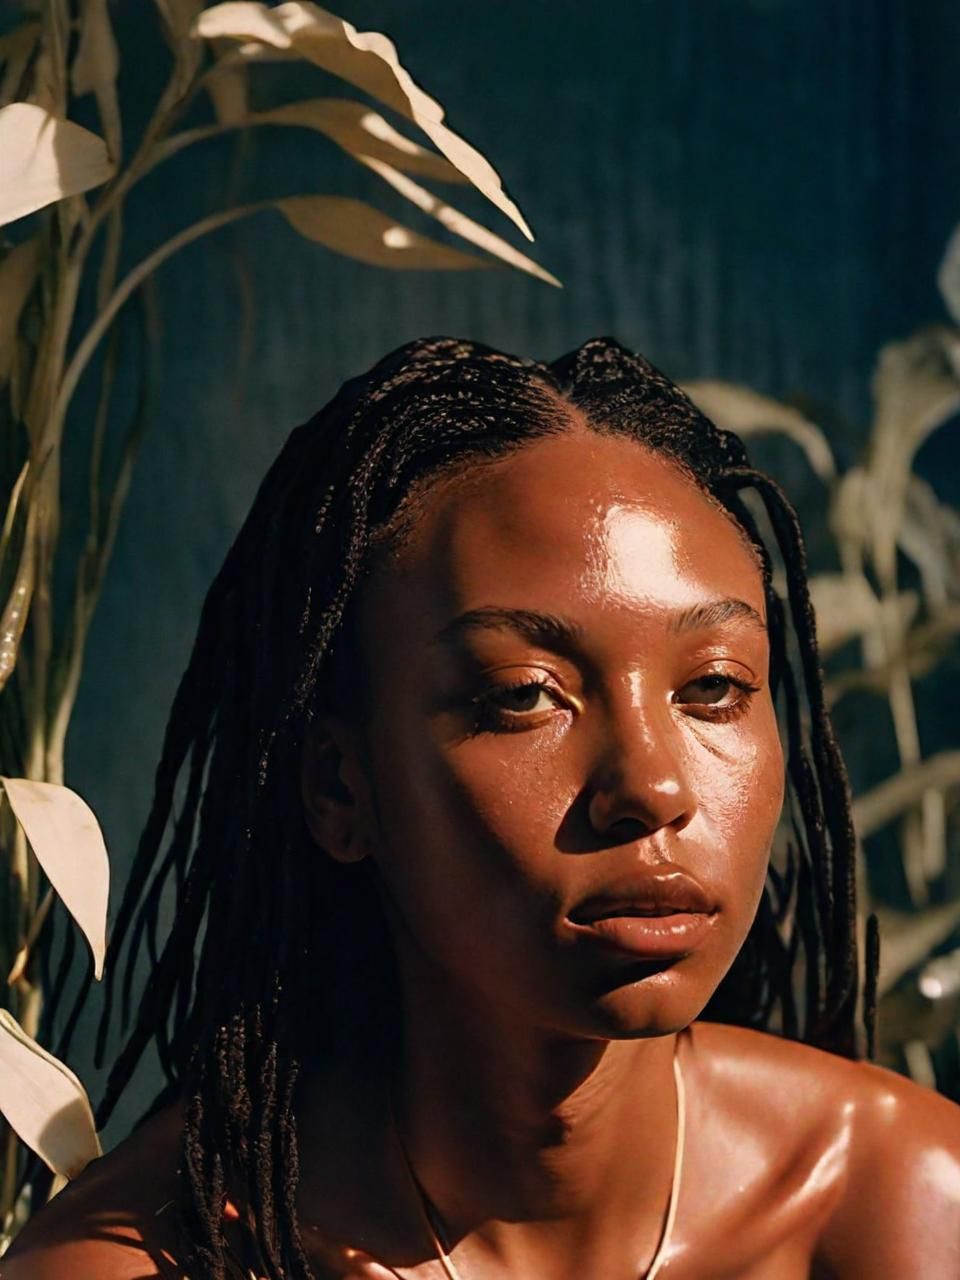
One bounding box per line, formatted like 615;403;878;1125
56;1;959;1134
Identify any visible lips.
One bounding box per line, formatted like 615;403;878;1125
568;864;716;924
566;864;718;959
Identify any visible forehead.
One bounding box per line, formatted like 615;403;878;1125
359;429;765;642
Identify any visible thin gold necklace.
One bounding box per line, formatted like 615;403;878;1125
392;1050;686;1280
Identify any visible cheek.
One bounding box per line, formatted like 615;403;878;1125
364;717;574;963
692;702;785;911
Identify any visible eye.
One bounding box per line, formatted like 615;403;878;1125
470;678;566;732
674;672;761;721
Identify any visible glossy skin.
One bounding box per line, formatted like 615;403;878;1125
5;426;960;1279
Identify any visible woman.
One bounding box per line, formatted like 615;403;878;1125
5;337;960;1279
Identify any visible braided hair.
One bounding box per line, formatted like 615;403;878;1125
60;337;878;1278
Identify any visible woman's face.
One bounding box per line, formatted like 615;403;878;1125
330;426;784;1040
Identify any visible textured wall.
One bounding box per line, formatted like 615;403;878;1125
56;0;959;1134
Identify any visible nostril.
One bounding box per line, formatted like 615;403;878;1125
586;764;697;839
592;814;652;843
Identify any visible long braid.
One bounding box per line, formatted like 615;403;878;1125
727;468;863;1054
72;335;877;1278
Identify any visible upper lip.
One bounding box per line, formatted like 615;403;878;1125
568;864;716;923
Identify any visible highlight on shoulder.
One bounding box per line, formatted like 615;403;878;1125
0;1103;184;1280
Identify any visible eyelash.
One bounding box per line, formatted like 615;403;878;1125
469;673;761;733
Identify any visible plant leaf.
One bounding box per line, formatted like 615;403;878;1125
898;474;960;607
828;464;870;572
867;328;960;586
825;607;960;707
27;1;71;117
357;156;561;286
154;0;205;87
155;0;206;39
0;236;41;384
938;221;960;327
0;506;36;692
0;22;41;109
872;902;960;997
192;2;534;240
71;0;122;161
0;102;114;227
808;572;881;654
0;1009;101;1178
852;750;960;839
205;55;248;123
275;195;491;270
681;380;835;481
256;97;468;184
0;777;109;979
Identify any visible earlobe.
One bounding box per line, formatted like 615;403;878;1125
301;717;371;864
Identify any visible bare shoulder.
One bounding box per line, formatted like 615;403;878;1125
816;1047;960;1277
0;1103;185;1280
689;1021;960;1277
686;1018;866;1143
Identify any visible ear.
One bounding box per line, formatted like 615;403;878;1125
301;715;375;864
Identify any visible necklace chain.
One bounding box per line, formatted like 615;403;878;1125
391;1049;686;1280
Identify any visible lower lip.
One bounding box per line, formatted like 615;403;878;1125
568;912;717;958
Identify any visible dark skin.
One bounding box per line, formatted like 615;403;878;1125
5;425;960;1279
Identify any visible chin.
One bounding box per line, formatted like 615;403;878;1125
581;960;719;1039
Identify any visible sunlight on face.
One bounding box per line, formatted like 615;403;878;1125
344;427;784;1041
590;504;692;607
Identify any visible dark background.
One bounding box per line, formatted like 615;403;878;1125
48;0;960;1139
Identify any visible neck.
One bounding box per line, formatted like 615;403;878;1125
392;955;683;1277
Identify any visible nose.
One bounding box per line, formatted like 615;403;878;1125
586;698;697;840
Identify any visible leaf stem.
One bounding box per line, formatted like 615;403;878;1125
53;201;272;436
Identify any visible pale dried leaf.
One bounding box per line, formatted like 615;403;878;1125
938;222;960;327
0;777;109;979
26;3;69;116
71;0;121;160
863;592;919;672
0;102;114;227
0;510;36;690
0;461;29;573
155;0;206;38
215;37;302;63
898;474;960;606
918;945;960;1001
154;0;205;86
852;750;960;838
868;329;960;583
808;570;917;661
808;572;879;654
0;22;41;108
873;902;960;997
825;605;960;706
872;330;960;460
358;156;561;286
275;195;491;270
193;2;534;240
257;97;467;184
0;236;41;383
206;58;248;122
828;465;870;570
903;1040;938;1087
0;1009;101;1178
682;380;835;480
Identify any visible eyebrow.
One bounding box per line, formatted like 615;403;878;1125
667;599;767;635
431;608;585;653
431;598;767;651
